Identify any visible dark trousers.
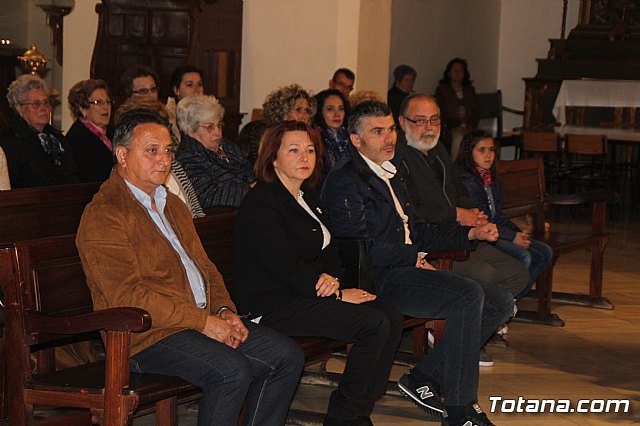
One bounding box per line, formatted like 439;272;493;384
452;241;530;298
130;322;304;426
378;267;514;407
261;298;404;420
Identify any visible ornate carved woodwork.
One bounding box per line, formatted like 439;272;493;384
90;0;244;139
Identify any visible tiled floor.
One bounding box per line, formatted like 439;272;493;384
136;203;640;425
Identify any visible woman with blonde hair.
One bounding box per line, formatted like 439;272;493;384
237;84;316;164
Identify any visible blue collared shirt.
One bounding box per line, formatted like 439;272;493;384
124;180;207;308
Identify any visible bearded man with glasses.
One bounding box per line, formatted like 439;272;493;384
0;74;78;188
394;94;528;362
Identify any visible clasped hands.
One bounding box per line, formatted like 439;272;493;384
202;309;249;349
458;207;499;242
315;272;376;304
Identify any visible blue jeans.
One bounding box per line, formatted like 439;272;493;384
378;267;513;407
130;321;304;426
261;298;403;420
495;238;553;299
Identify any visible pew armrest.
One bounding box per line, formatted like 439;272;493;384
25;307;151;335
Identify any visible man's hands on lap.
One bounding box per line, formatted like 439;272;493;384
456;207;488;227
203;311;249;349
468;223;499;242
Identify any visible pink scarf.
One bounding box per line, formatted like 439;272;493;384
80;118;112;151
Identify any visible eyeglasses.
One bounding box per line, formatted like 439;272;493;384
20;100;51;109
403;115;441;126
199;122;225;132
88;99;113;107
131;86;158;96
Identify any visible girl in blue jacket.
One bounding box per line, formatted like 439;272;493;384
455;130;552;298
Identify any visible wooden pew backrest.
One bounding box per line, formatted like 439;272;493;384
0;183;101;244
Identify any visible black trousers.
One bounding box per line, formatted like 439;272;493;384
261;298;403;420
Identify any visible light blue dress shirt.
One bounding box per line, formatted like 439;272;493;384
124;180;207;308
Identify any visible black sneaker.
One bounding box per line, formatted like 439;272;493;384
397;372;447;418
479;348;494;367
443;403;495;426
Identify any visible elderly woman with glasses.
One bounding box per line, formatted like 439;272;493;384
176;95;256;208
118;64;160;104
0;74;78;188
66;79;115;183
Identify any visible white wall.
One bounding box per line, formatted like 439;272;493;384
390;0;502;97
355;0;392;96
61;0;100;130
498;0;580;130
57;0;582;131
240;0;361;119
389;0;580;130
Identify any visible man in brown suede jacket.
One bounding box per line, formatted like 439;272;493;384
76;108;303;426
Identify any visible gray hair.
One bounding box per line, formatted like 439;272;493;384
348;100;392;138
176;94;224;133
6;74;49;110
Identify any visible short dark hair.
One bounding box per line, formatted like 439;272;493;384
254;120;324;188
347;100;392;137
439;57;472;87
169;64;204;98
393;64;417;83
313;89;348;129
118;64;160;101
67;79;109;119
112;109;172;163
455;129;496;180
332;68;355;82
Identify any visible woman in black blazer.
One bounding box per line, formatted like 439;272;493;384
66;79;115;183
234;121;403;426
